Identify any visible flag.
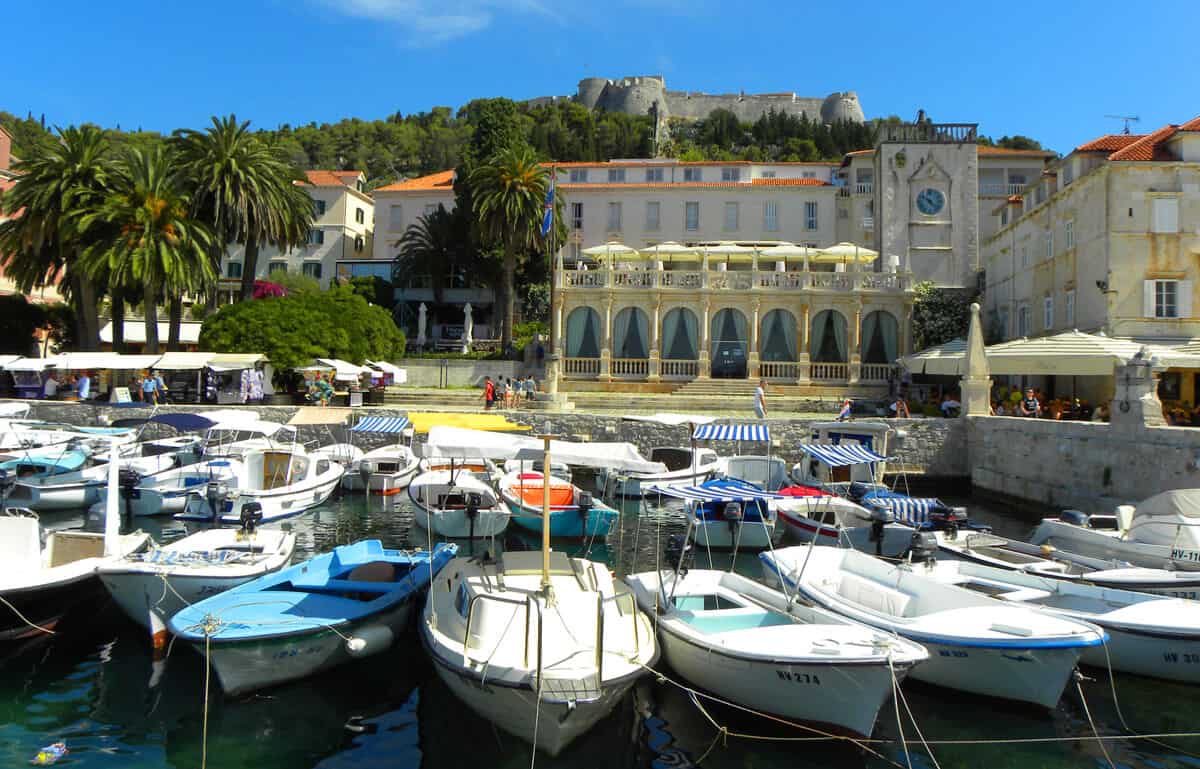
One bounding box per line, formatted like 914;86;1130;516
540;175;555;237
837;399;852;421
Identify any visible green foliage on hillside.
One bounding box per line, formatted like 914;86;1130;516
199;286;404;370
664;108;877;162
977;135;1044;151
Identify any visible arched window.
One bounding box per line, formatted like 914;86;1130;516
565;307;601;358
613;307;650;359
662;307;699;360
760;309;797;362
861;310;899;364
710;308;749;378
810;309;849;362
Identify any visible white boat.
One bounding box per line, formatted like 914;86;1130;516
343;445;421;495
0;512;150;642
419;426;662;756
175;447;344;524
1030;490;1200;571
933;529;1200;599
650;479;781;551
408;468;509;539
501;457;572;482
11;453;192;513
311;443;365;466
909;556;1200;683
600;446;721;498
201;419;300;459
625;567;928;736
789;421;897;489
421;549;657;756
91;457;245;518
761;543;1107;707
715;455;788;491
99;526;296;632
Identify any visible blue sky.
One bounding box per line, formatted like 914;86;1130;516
5;0;1197;154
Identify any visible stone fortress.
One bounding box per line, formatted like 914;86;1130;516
530;76;866;125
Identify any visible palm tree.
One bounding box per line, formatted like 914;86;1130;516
77;146;216;354
468;145;560;349
0;125;113;350
395;204;462;305
171;115;312;302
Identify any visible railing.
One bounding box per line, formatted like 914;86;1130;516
660;359;699;379
878;122;977;143
855;182;873;195
837;186;851;198
659;271;703;289
563;357;600;377
612;271;655;289
858;273;908;291
611;358;648;378
758;271;807;289
564;271;608;288
980;183;1006;196
811;362;849;381
860;363;891;382
761;361;800;380
707;272;754;290
809;272;854;291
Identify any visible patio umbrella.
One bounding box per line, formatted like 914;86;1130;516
641;241;700;267
702;242;756;268
900;338;967;375
814;242;879;265
581;241;638;268
760;242;813;271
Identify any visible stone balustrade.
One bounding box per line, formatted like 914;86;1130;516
562;268;910;293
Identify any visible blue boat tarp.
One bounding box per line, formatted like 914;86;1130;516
350;416;410;433
798;443;891;467
648;478;784;503
692;423;770;442
149;413;221;433
861;490;944;524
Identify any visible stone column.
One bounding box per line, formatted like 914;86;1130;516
552;297;564;358
798;303;811;385
848;301;863;385
748;300;761;379
1111;356;1166;431
698;299;711;379
648;300;661;382
600;298;613;381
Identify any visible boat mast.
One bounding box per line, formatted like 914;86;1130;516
540;433;553;597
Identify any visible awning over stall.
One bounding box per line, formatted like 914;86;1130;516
206;354;265;372
2;357;58;371
155;352;216;370
798;443;891;467
692;423;769;442
55;353;161;370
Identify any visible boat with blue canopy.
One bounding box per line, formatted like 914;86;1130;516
170;540;457;696
342;415;420;495
648;478;782;551
697;422;789;493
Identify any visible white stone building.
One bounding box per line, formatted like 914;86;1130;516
219;170;374;291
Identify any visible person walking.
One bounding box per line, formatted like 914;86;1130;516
141;371;159;405
481;376;495;410
154;370;168;404
77;370;91;401
754;379;767;419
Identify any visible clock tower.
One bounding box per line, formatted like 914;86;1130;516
872;122;980;288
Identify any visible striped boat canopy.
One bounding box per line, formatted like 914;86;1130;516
692;423;770;442
798;443;890;467
646;478;784;503
861;492;944;525
350;416;411;433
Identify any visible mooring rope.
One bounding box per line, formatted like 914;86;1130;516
0;593;56;636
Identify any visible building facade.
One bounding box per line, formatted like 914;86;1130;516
219;170;374;292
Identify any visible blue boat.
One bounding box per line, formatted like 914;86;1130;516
170;540;457;696
498;471;619;538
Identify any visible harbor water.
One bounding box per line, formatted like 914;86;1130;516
4;490;1200;769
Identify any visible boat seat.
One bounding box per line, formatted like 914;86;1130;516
836;572;911;617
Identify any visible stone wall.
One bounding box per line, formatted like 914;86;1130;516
17;400;966;477
394;359;525;388
967;415;1200;511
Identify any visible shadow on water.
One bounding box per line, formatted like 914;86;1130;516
3;490;1200;768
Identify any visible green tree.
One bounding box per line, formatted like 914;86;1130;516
199;287;404;371
0;294;47;355
172;115;313;302
0;124;113;350
395;204;464;305
76;145;216;353
469;145;562;350
911;281;976;350
266;268;321;295
347;275;394;309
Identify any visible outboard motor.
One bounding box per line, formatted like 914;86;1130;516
905;531;938;567
576;491;593;528
118;466;143;518
357;460;373;491
205;481;229;522
1059;509;1090;528
665;534;694;578
847;482;871;503
239;501;263;535
868;505;894;555
465;492;482;543
723;502;743;538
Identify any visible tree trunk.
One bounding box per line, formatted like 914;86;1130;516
111;294;125;354
239;237;259;301
143;283;160;354
502;246;516;352
167;297;183;351
74;273;100;351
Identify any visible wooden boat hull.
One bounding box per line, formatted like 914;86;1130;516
0;574;102;643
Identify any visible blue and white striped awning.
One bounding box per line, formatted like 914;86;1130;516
350;416;410;433
862;493;943;525
646;479;784;503
798;443;890;467
692;423;770;442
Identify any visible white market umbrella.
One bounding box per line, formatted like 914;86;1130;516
702;242;756;266
814;242;879;265
641;241;701;268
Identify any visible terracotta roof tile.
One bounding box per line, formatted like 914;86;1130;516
1075;134;1144;153
303;169;364;188
1108;124;1181;161
375;170;456;192
1179;116;1200;132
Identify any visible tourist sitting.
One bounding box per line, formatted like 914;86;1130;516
939;394;961;418
42;372;59;399
1017;388;1041;418
994;400;1007;416
889;396;910;418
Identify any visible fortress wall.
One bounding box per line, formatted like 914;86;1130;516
665;93;826;122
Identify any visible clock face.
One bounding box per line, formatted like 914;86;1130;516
916;188;945;216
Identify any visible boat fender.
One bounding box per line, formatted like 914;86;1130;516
345;624;394;657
